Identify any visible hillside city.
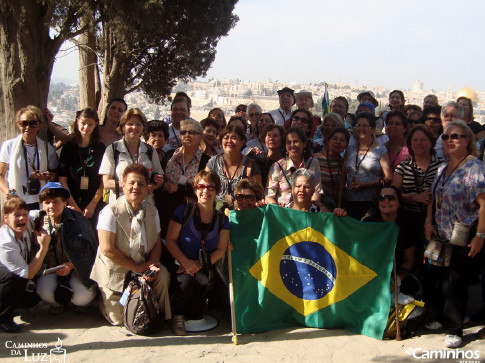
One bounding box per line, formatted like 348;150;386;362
47;78;485;130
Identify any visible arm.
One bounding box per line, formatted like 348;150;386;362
44;109;73;145
165;220;201;276
424;199;438;241
98;229;151;273
27;231;51;279
103;174;117;191
469;192;485;257
264;162;278;204
0;161;11;195
247;159;263;188
58;176;82;213
211;229;229;264
379;152;393;185
83;183;104;219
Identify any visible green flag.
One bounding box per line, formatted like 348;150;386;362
230;204;398;339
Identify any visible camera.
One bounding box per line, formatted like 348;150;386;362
26;177;41;195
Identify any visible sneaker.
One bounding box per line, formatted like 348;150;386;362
425;321;444;330
172;315;186;336
477;327;485;339
0;320;21;333
444;334;462;348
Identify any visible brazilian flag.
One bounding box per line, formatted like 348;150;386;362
230;204;398;339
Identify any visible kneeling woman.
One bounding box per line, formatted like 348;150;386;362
91;164;171;326
0;197;51;332
165;171;230;335
34;182;98;310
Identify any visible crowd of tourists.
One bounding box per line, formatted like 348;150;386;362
0;88;484;348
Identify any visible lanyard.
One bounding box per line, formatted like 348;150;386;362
124;139;139;164
355;144;371;175
326;150;341;189
171;126;181;147
22;140;39;176
76;145;92;176
223;155;242;194
388;142;404;170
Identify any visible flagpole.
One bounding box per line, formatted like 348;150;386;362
228;249;238;345
393;256;402;341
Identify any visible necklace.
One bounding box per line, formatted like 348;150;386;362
437;154;469;208
388;141;404;169
355;141;372;174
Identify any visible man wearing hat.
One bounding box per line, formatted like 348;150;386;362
357;91;379;108
270;87;295;127
33;182;98;312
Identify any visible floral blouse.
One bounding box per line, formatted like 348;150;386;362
164;147;204;185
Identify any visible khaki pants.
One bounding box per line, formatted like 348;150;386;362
99;265;171;326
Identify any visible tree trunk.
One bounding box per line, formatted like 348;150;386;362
78;12;97;109
0;1;62;143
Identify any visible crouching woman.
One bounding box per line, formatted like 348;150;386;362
90;164;171;326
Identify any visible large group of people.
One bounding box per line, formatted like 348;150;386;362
0;88;484;348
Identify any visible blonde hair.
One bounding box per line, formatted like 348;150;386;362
16;105;43;124
444;120;478;157
117;108;147;136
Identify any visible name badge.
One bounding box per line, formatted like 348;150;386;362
80;176;89;190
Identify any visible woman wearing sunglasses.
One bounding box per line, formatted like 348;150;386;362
287;109;314;137
424;121;485;348
362;186;417;293
165;171;229;335
234;178;264;211
159;120;211;237
0;106;57;210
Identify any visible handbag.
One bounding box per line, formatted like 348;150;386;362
122;273;161;335
425;236;452;267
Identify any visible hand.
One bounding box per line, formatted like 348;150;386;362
181;259;201;276
350;180;365;191
31;171;50;181
250;147;263;155
227;241;234;251
424;223;438;241
415;191;432;205
146;184;153;195
142;264;160;283
44;108;54;123
55;262;74;276
35;230;52;248
166;182;178;194
333;208;347;217
154;174;164;187
83;202;96;219
468;236;484;257
255;199;268;207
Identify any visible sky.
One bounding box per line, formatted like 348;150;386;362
52;0;485;92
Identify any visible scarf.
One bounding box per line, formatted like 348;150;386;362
123;197;147;258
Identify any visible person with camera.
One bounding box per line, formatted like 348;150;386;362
0;197;51;332
32;182;98;313
165;170;229;336
0;106;57;210
90;164;171;326
424;121;485;348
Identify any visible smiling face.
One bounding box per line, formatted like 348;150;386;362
389;93;404;109
4;207;29;239
286;132;306;160
291;112;311;133
410;130;432;157
222;131;244;153
203;125;218;146
247;107;261;126
235;188;257;210
354;117;374;141
265;128;283;151
328;132;348;155
292;175;314;206
77;116;97;138
42;196;67;223
385;116;405;138
209;110;225;131
441;106;460;129
195;177;216;205
107;101;127;123
257;114;273;136
18;112;41;142
122;116;144;141
171;101;190;128
443;125;468;157
147;130;166;150
122;172;147;207
330;100;347;119
378;187;400;217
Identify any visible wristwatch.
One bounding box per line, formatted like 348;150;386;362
476;232;485;239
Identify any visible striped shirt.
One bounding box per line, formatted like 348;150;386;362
394;155;442;212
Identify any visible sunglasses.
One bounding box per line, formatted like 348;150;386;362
235;194;256;202
248;112;261;118
379;194;397;202
292;116;310;123
442;133;467;141
196;183;216;191
425;117;441;123
236;108;247;113
180;130;200;136
18;120;40;128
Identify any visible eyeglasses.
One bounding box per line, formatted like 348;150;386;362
235;194;256;202
203;129;218;135
258;118;272;123
292;116;310;123
196;183;216;191
248;112;261;118
180;130;200;136
355;124;371;128
18;120;40;128
236;107;247;113
425;117;441;123
379;194;397;202
442;133;467;141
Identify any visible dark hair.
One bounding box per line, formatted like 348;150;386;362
332;96;349;111
39;188;68;203
328;127;350;144
291;108;314;136
457;96;474;122
193;170;222;194
174;92;192;108
219;124;247;148
355;111;376;129
406;124;436;157
262;124;285;140
404;104;422;115
145;120;169;140
103;98;127;125
385;110;408;129
235;104;247;113
208;108;227;128
285;127;312;161
73;108;101;145
234;178;264;201
200;117;220;131
389;90;406;108
123;163;149;184
3;197;29;215
422;106;442;119
228;116;248;132
170;98;190;111
362;185;405;224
